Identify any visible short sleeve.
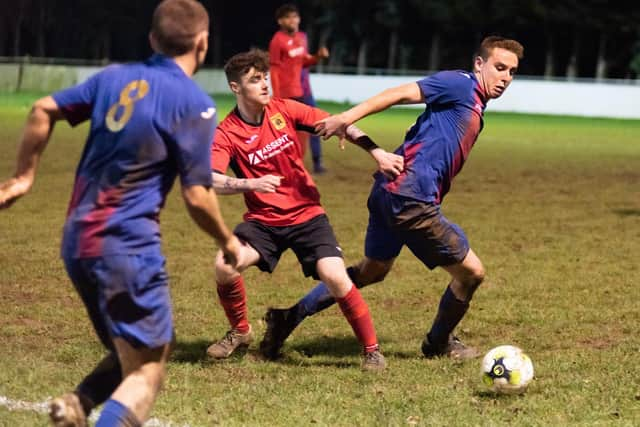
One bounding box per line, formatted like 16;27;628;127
211;129;233;174
170;100;217;188
417;71;471;106
268;34;282;67
282;98;329;134
269;35;282;97
52;72;100;126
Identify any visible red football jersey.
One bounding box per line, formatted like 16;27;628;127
269;30;317;99
212;98;329;226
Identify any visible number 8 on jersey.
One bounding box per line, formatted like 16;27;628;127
106;80;150;132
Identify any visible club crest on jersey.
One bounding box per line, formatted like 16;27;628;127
269;113;287;130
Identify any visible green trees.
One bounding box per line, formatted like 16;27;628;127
1;0;638;78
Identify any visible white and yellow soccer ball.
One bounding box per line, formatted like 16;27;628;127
481;345;534;394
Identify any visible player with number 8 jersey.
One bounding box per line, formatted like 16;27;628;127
55;56;215;259
0;1;242;426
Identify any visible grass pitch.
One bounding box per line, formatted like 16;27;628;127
1;92;639;426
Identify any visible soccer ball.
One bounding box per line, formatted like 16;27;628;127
481;345;534;394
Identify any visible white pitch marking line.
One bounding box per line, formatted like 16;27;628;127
0;395;190;427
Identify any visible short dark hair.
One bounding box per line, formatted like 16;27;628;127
478;36;524;60
151;0;209;56
275;3;299;20
224;49;270;83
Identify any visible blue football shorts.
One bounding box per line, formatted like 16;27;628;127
63;253;172;349
364;184;470;269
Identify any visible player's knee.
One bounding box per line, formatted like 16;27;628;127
214;251;240;283
142;364;167;396
472;266;485;286
356;259;393;287
361;269;390;287
463;266;485;290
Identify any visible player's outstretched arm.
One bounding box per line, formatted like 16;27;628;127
212;172;282;195
304;47;329;67
181;184;242;267
0;96;64;209
315;82;423;141
344;125;404;180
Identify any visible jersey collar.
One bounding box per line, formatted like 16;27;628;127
470;72;489;106
234;106;265;127
146;54;187;76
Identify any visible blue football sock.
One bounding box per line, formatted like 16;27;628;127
293;266;359;323
297;282;335;319
96;399;140;427
427;286;469;346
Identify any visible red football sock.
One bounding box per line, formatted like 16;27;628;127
336;286;379;353
216;276;250;334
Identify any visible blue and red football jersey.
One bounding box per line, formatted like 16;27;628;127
378;70;487;204
53;54;217;258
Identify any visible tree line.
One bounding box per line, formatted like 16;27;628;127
1;0;639;79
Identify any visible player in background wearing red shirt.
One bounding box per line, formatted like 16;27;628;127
206;49;404;371
269;3;329;174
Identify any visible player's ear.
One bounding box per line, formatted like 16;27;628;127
194;31;209;58
149;32;160;54
473;55;485;73
229;81;240;94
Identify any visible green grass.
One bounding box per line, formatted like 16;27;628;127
1;92;639;426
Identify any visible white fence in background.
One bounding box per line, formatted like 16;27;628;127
309;74;640;119
2;63;639;119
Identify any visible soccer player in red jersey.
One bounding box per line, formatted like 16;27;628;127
205;49;403;370
269;3;329;173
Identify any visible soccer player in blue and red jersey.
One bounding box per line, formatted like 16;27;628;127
0;1;241;426
205;49;403;371
269;4;329;173
260;37;524;361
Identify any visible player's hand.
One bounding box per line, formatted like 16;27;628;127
314;113;350;147
250;175;283;193
0;177;31;210
220;235;243;269
370;148;404;180
316;47;329;59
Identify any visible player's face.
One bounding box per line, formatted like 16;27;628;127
278;12;300;33
237;68;270;106
475;47;519;99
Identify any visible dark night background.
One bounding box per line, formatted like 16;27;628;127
1;0;639;79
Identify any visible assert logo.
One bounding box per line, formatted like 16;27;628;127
247;134;294;165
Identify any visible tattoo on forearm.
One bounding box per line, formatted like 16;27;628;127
222;176;247;190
